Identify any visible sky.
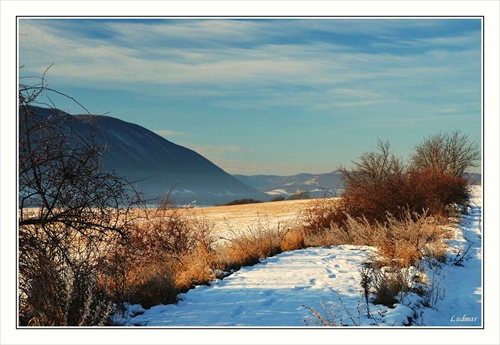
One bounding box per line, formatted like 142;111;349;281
17;17;482;175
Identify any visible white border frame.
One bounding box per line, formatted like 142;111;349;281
2;2;499;344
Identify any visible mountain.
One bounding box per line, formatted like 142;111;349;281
233;171;344;198
22;106;269;205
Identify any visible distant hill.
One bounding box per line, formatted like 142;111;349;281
22;106;269;205
19;106;482;205
234;171;481;198
234;171;344;198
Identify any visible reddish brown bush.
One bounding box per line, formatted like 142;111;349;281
302;198;347;234
341;174;410;223
335;169;469;226
305;138;471;231
100;200;219;308
406;168;469;216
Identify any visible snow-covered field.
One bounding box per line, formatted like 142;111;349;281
115;186;483;329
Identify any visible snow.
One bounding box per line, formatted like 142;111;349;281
115;186;483;329
118;245;379;327
265;189;289;195
303;178;319;186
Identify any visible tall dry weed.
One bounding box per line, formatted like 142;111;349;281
216;217;291;270
101;200;220;309
279;227;305;251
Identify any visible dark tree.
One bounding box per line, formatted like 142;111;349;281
18;71;140;326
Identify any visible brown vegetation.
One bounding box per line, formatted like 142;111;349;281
302;133;478;313
98;199;313;311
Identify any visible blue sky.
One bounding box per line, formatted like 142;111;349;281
18;17;482;175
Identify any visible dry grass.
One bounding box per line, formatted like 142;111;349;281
179;199;313;237
21;194;460;324
301;200;455;310
105;198;454;312
101;200;314;309
324;209;451;267
280;227;306;251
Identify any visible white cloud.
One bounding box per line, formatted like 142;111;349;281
18;18;480;118
20;19;474;85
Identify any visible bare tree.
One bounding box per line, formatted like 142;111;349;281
336;137;470;222
18;71;140;326
335;139;409;222
338;139;405;186
408;130;481;178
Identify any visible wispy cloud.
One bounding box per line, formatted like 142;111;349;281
18;18;481;121
17;17;481;175
19;19;480;93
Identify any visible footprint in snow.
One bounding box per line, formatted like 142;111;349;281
262;298;275;307
321;255;337;263
325;268;337;278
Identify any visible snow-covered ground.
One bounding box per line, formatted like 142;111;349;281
115;186;482;328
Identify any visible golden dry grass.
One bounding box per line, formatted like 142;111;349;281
180;199;317;233
101;199;320;307
21;196;457;319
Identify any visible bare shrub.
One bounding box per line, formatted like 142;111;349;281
331;137;473;227
19;247;68;326
318;209;447;268
128;262;177;309
301;197;346;234
370;267;414;307
417;258;446;309
341;175;411;223
174;246;218;292
329;214;378;246
18;72;139;326
303;294;363;326
339;139;405;187
406;168;469;216
102;197;219;307
336;140;410;223
409;130;480;178
382;210;449;267
173;214;220;291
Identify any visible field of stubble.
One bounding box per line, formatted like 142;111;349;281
178;199;318;238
